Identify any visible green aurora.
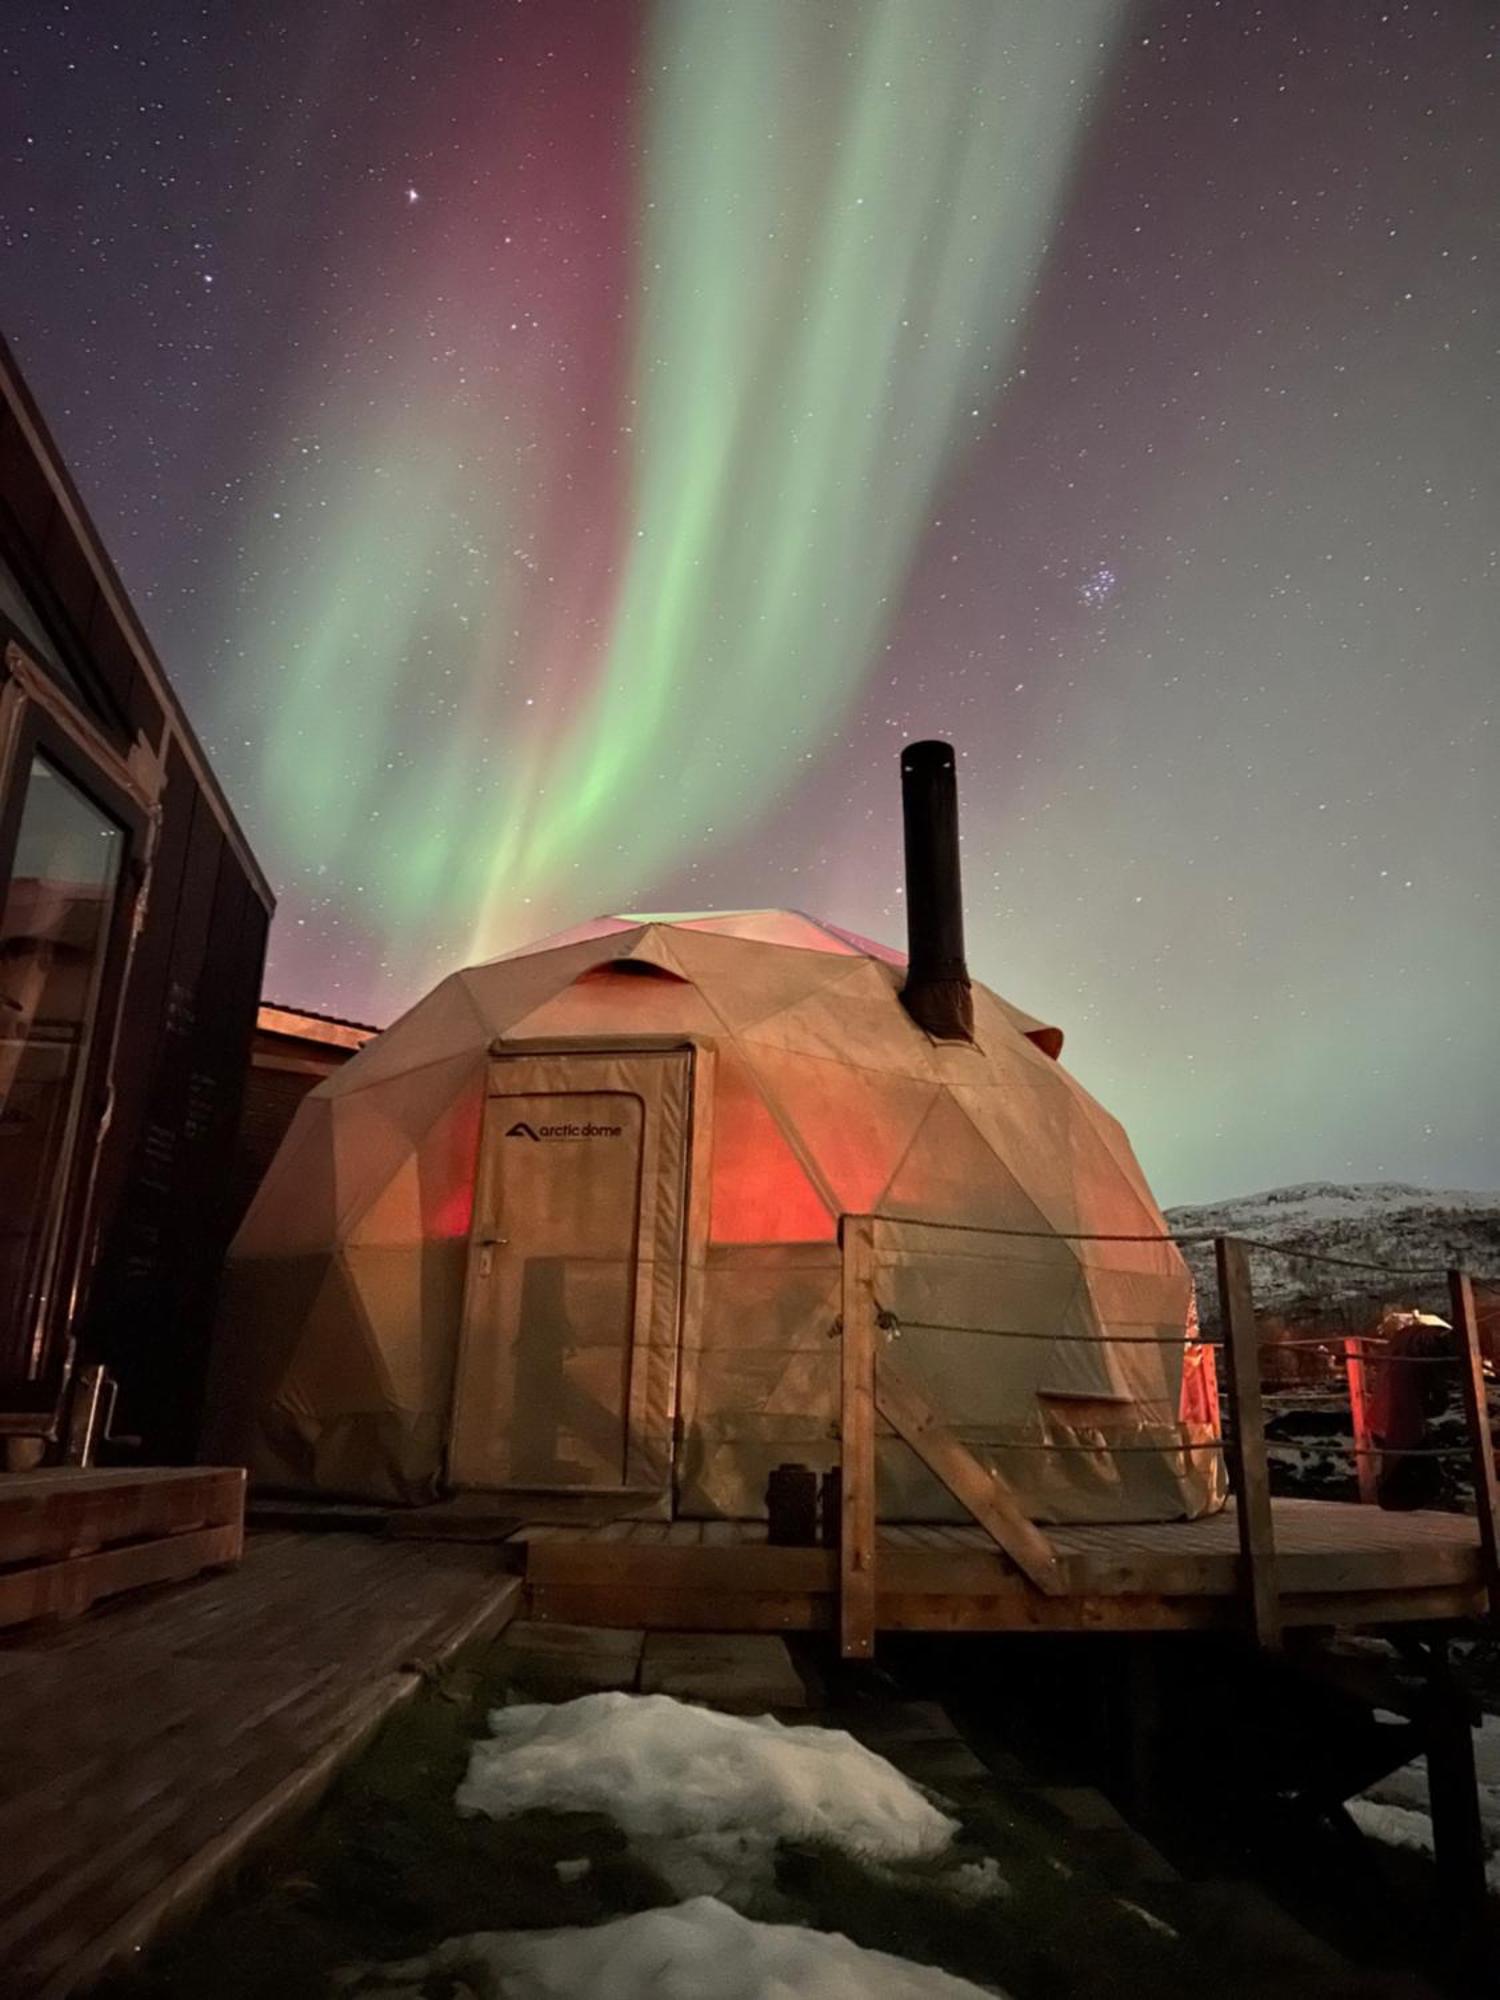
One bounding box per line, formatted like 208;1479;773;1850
239;1;1121;996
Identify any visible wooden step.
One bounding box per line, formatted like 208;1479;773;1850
0;1467;246;1632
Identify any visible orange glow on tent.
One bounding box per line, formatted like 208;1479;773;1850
426;1084;484;1239
709;1053;834;1245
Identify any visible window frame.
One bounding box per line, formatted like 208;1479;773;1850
0;643;154;1429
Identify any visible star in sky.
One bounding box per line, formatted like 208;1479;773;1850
1079;564;1118;610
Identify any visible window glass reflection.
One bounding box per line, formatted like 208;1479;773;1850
0;754;123;1383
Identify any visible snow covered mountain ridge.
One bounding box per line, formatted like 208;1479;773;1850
1164;1182;1500;1317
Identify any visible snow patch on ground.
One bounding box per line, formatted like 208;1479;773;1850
457;1692;959;1902
1354;1714;1500;1895
345;1895;1003;1999
947;1856;1012;1903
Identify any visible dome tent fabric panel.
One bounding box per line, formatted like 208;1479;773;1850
671;909;863;952
458;934;659;1037
660;926;870;1035
346;1082;485;1248
706;1043;836;1246
329;1052;482;1236
318;974;490;1096
675;1243;843;1518
210;910;1223;1523
502;967;720;1042
231;1096;339;1257
740;1048;940;1219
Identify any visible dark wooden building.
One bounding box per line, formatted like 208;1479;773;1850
0;335;273;1466
228;1003;377;1229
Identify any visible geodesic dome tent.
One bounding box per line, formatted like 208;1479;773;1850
206;910;1224;1523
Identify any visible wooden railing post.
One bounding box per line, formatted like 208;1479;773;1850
1449;1271;1500;1616
1216;1236;1282;1650
839;1216;877;1660
1344;1336;1379;1505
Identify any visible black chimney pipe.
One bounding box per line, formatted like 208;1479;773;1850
899;739;974;1043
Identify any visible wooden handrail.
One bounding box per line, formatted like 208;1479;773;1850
1344;1336;1379;1505
1449;1270;1500;1618
838;1216;877;1659
1216;1235;1282;1650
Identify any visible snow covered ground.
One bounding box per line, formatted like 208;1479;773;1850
1352;1712;1500;1895
456;1692;959;1903
342;1693;1009;1997
345;1895;1002;2000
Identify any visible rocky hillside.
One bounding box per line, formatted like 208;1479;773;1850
1165;1182;1500;1323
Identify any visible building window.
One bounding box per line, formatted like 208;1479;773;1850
0;752;124;1387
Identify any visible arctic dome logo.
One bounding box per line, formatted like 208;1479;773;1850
505;1120;622;1141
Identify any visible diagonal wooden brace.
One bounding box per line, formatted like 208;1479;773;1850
876;1351;1065;1595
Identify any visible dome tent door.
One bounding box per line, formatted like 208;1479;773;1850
449;1045;692;1496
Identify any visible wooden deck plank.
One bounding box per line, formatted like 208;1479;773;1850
0;1533;519;1999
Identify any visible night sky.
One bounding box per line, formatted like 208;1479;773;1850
3;1;1496;1205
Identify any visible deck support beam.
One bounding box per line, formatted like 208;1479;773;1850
1420;1654;1489;1961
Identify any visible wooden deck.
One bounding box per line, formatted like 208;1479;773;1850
0;1531;520;2000
507;1498;1486;1635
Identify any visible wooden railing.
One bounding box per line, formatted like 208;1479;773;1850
833;1217;1500;1659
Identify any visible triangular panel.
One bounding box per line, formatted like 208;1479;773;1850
673;910;860;953
460;935;649;1036
231;1096;339;1256
741;959;939;1081
815;919;905;965
949;1073;1084;1239
661;931;868;1033
742;1048;939;1217
331;1051;482;1232
708;1045;836;1245
322;975;489;1096
274;1255;393;1415
883;1090;1069;1239
505;972;719;1042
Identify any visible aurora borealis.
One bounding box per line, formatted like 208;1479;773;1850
3;2;1497;1203
236;0;1120;972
